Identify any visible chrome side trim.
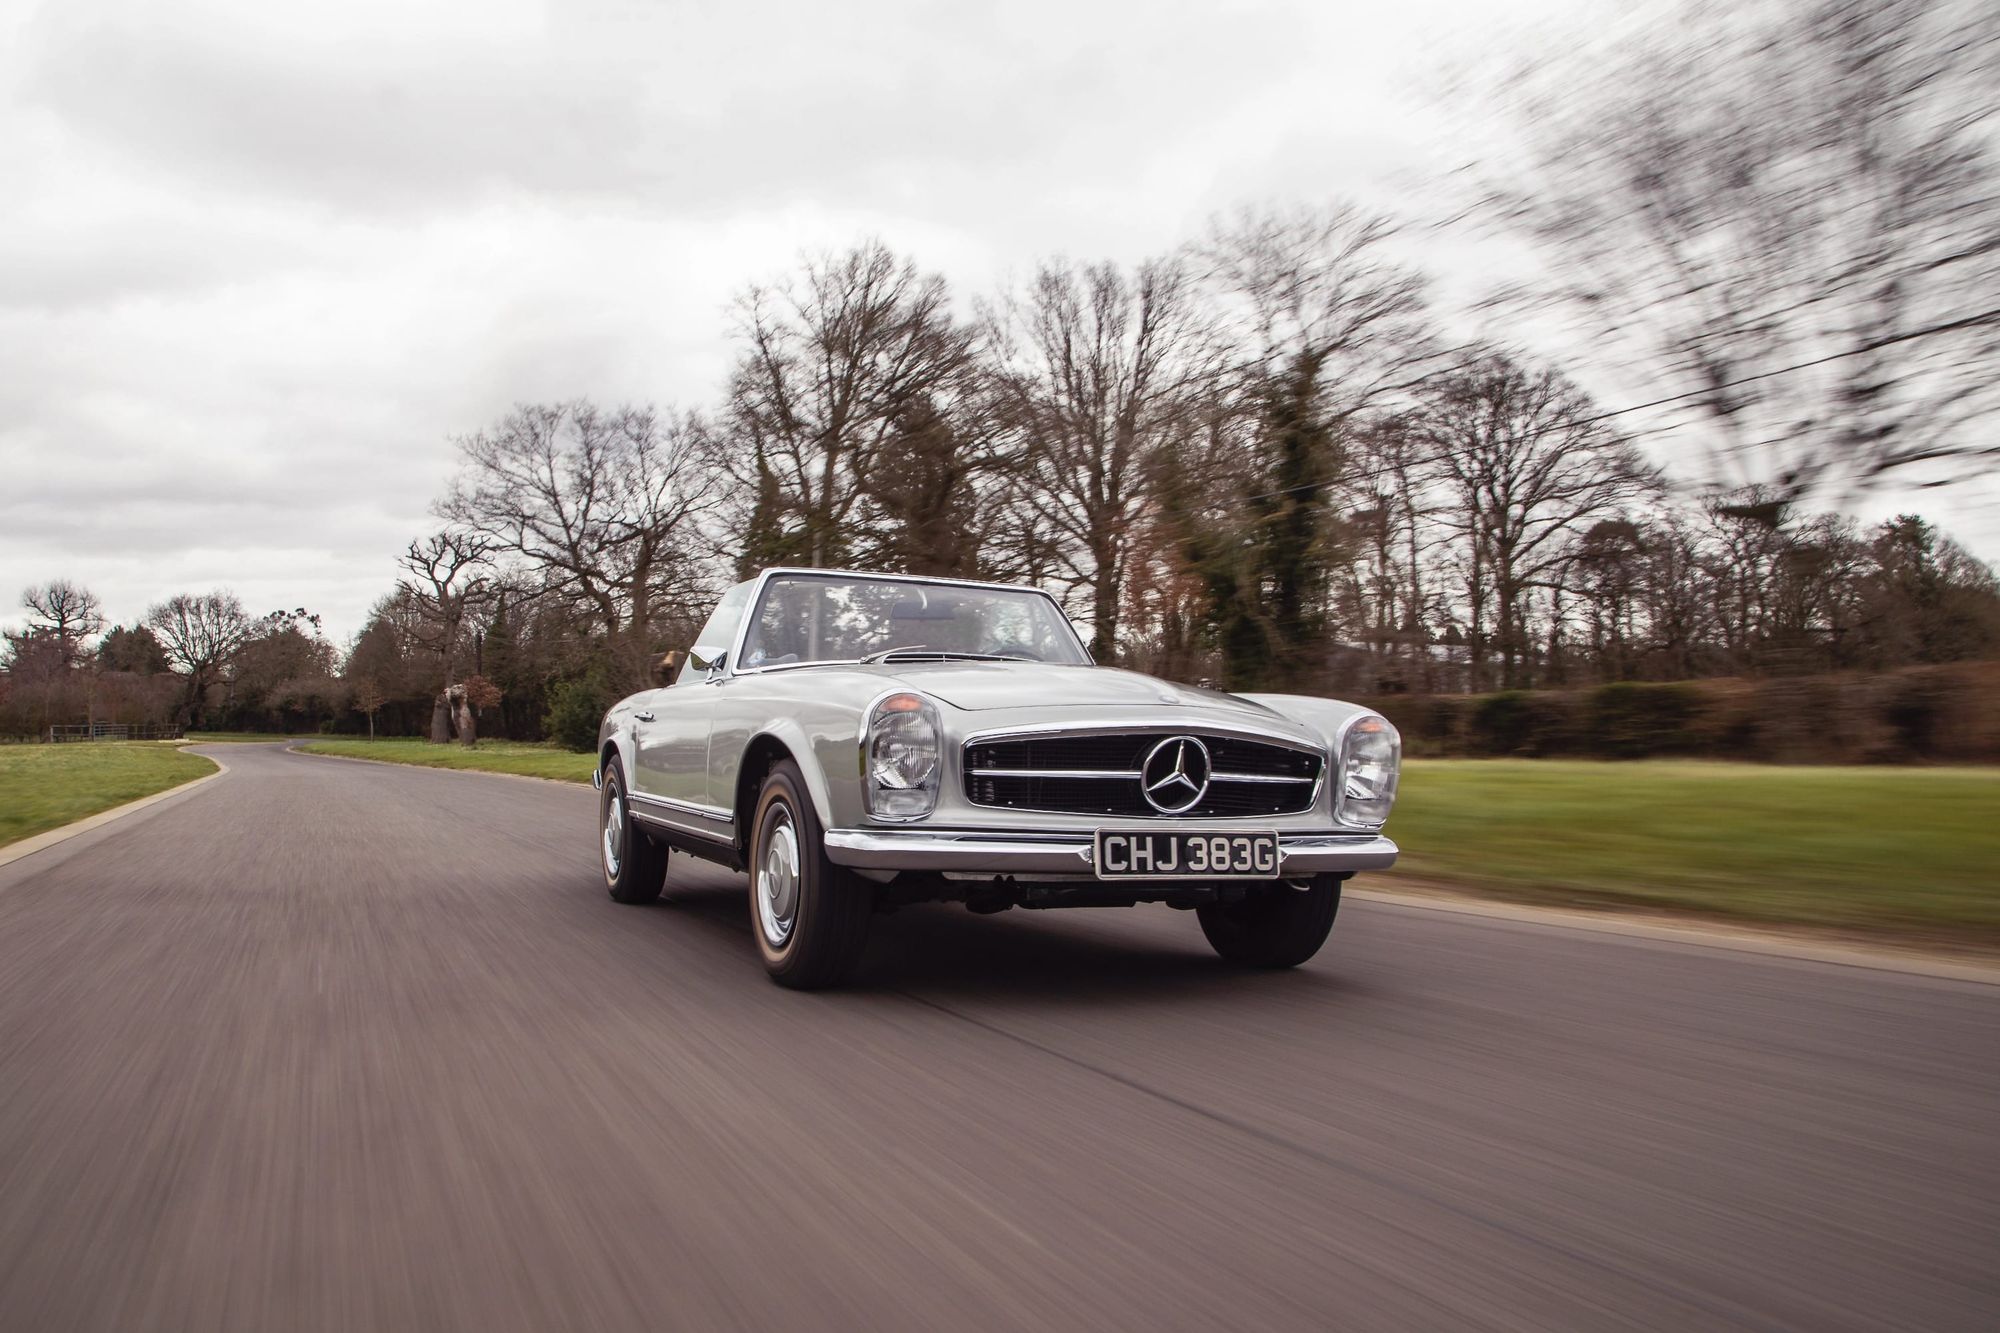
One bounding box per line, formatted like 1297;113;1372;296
822;829;1397;875
628;790;733;823
631;808;736;846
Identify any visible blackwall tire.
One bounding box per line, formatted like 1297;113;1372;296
1196;875;1341;968
749;760;871;989
601;764;667;905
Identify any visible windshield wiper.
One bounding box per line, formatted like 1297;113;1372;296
858;647;1028;664
859;644;926;663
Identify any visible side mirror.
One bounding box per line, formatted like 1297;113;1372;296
704;650;729;680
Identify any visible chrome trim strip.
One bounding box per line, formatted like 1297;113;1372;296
1212;771;1316;784
962;728;1325;818
965;767;1312;784
724;566;777;679
631;808;735;845
967;767;1141;780
962;718;1323;752
628;790;733;823
822;829;1397;875
728;567;1089;678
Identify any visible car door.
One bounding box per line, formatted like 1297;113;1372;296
630;687;714;808
631;581;753;818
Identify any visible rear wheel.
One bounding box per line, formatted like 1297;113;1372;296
749;760;871;989
601;763;667;905
1196;875;1341;968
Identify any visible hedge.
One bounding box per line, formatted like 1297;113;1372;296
1356;662;2000;763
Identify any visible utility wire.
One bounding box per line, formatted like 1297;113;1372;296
1233;311;2000;505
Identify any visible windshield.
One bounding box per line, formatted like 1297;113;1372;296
739;573;1089;669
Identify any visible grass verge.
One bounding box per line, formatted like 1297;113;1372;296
287;743;1999;945
1386;760;2000;944
0;743;218;849
296;738;595;783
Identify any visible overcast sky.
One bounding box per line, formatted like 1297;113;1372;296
3;0;1992;647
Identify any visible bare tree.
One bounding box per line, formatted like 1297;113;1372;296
350;678;385;740
1333;419;1452;691
441;401;717;691
851;392;1014;578
22;580;105;667
1181;204;1438;690
15;580;105;733
145;591;253;727
1414;356;1659;689
986;257;1210;660
722;241;977;573
1490;0;2000;502
398;530;494;743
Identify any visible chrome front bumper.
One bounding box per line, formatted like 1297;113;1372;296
821;828;1397;877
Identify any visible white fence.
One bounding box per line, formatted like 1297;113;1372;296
44;723;185;743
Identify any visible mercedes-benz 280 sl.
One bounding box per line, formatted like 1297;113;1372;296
595;568;1399;988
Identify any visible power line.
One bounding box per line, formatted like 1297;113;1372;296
1233;314;2000;506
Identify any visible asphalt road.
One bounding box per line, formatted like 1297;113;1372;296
1;743;1995;1332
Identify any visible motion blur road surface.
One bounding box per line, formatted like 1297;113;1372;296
2;743;1995;1332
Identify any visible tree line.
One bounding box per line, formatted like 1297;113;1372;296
4;0;1995;745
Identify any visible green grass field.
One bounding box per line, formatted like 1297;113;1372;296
287;741;1998;943
182;731;320;743
296;738;595;783
0;744;218;849
1385;760;2000;941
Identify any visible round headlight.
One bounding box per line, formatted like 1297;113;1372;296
867;693;941;820
1337;715;1400;827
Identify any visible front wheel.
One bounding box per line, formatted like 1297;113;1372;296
749;760;871;989
1196;875;1341;968
601;763;667;905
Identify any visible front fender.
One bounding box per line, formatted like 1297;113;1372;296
1236;693;1373;751
732;717;847;830
597;696;650;794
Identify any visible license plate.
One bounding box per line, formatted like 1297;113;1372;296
1092;829;1280;880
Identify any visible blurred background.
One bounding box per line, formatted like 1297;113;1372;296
3;6;1998;1330
3;0;1997;942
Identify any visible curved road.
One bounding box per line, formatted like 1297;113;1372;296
1;743;1995;1331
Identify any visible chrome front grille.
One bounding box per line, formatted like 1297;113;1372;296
963;731;1322;819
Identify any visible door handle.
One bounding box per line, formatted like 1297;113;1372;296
633;710;655;722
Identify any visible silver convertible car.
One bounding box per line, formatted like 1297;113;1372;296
595;568;1400;988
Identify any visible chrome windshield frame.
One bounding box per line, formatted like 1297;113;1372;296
726;568;1090;678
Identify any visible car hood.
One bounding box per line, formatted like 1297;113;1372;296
880;662;1309;729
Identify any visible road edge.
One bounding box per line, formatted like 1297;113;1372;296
286;742;591;788
0;750;229;872
282;744;2000;984
1350;884;2000;985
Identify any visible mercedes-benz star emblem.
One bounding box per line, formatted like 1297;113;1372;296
1140;736;1211;814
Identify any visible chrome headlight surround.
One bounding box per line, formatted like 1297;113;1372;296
864;691;942;822
1336;714;1400;828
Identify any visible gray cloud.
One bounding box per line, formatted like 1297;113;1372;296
6;0;1988;647
20;0;1290;222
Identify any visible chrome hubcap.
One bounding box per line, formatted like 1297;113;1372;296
603;791;625;879
757;807;801;949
